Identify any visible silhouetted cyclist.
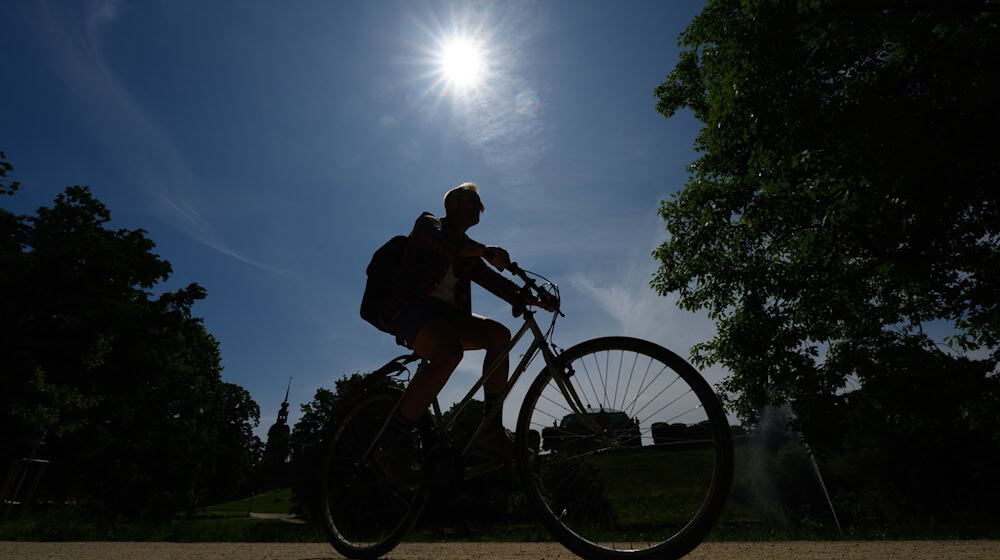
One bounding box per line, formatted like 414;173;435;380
374;182;553;485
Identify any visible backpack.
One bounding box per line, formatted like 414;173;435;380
360;235;408;333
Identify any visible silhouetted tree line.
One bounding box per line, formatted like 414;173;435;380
1;154;263;519
653;0;1000;531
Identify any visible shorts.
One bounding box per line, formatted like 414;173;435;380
391;297;462;348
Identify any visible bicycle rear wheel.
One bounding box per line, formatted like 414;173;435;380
319;389;430;559
516;337;733;560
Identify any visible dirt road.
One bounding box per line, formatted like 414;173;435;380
2;541;999;560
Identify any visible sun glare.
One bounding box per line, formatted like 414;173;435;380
439;37;485;89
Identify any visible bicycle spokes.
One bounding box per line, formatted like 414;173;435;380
518;337;733;560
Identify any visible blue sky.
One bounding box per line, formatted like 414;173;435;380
2;0;722;438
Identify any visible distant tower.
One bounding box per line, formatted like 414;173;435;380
261;378;292;487
273;378;291;432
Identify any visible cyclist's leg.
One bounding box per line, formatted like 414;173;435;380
456;313;511;407
377;317;462;486
400;318;463;420
400;313;510;421
455;314;515;458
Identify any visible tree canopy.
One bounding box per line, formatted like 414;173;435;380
1;165;262;517
651;0;1000;526
652;0;999;419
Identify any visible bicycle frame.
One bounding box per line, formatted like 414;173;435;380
365;307;597;479
443;308;572;458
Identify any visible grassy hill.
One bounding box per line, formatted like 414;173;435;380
203;488;293;515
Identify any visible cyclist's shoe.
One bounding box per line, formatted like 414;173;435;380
374;426;423;489
472;426;516;460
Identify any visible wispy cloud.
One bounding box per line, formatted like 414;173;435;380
562;208;730;387
572;275;663;339
32;0;280;274
156;195;286;275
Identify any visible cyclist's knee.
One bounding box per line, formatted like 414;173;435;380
488;321;511;350
458;315;509;352
429;341;463;371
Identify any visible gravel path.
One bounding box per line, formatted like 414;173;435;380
2;541;999;560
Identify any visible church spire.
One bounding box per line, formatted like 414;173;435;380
276;377;291;425
262;377;293;488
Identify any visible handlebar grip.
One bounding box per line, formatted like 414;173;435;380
506;263;562;316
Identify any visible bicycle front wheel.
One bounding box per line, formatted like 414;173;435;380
516;337;733;560
318;389;430;559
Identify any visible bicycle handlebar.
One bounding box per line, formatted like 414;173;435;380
507;262;563;317
506;262;529;283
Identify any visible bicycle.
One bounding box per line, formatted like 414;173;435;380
318;264;733;560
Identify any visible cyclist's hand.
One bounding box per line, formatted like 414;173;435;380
525;293;557;313
484;245;510;271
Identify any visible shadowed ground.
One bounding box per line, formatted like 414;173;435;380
2;541;999;560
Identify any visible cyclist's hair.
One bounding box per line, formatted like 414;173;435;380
444;182;485;214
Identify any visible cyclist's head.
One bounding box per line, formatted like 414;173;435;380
444;182;485;216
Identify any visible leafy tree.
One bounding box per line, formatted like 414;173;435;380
0;151;20;196
1;171;261;518
818;346;1000;530
204;383;264;503
651;1;1000;526
652;0;999;420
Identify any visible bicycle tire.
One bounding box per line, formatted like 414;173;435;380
318;389;431;559
516;337;733;560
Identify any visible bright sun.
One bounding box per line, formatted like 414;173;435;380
439;37;485;89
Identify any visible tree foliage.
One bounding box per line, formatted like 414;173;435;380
653;0;999;416
0;151;20;196
652;0;1000;525
1;168;261;518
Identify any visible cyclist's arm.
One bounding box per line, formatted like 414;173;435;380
469;259;522;308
